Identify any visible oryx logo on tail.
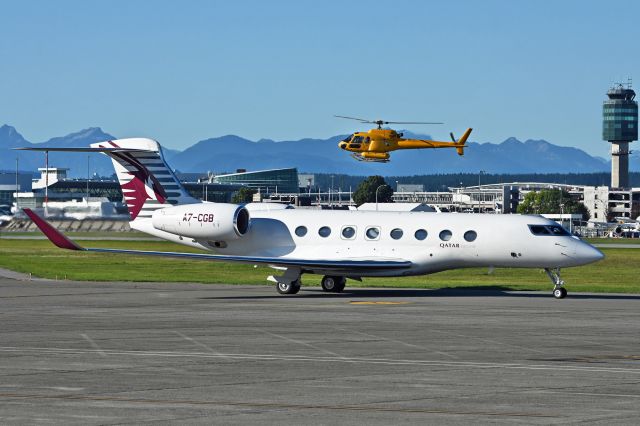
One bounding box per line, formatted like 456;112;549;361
99;141;167;220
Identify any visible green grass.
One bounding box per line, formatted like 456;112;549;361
584;237;640;245
0;231;155;239
0;239;638;293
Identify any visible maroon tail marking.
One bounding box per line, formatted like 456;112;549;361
100;141;167;220
23;209;82;250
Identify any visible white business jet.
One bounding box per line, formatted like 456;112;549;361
18;138;604;299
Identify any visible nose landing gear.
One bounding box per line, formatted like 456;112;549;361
545;268;567;299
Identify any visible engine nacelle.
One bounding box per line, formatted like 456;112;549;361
152;203;250;241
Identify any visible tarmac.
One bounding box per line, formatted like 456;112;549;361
1;273;639;425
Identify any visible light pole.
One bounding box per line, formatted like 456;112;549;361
331;175;334;205
375;184;389;211
477;170;485;213
15;155;19;212
86;155;90;202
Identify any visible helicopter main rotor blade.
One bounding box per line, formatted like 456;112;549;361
334;115;373;123
384;121;444;125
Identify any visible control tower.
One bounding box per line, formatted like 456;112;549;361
603;83;638;188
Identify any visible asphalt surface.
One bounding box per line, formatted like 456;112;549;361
1;275;639;425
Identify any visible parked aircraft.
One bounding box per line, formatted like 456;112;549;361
18;138;603;298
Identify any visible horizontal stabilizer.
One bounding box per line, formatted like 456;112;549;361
13;147;153;153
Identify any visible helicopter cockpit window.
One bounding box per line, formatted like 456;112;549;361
353;136;364;143
342;134;354;143
365;137;370;143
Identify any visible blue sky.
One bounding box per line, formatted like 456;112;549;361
1;0;638;156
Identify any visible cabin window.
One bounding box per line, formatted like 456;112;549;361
341;226;356;239
365;227;380;240
390;228;403;240
295;226;307;237
414;229;428;240
439;230;453;241
318;226;331;238
464;230;477;242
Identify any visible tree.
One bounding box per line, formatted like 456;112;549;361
232;187;257;203
516;189;590;220
352;176;394;206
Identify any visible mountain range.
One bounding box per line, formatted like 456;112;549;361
2;124;638;177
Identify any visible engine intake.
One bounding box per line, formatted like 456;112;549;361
152;203;250;241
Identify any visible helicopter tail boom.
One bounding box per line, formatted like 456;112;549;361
397;128;472;155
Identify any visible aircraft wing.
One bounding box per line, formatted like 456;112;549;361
23;209;412;272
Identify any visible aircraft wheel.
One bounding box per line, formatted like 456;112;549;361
553;287;567;299
321;276;346;293
277;279;300;295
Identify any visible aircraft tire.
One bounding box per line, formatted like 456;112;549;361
321;276;346;293
553;288;567;299
277;280;301;295
321;276;339;292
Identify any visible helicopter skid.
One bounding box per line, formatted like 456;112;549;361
350;153;390;163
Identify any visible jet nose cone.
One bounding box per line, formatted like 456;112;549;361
575;241;605;264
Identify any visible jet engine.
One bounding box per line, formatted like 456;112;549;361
151;203;250;241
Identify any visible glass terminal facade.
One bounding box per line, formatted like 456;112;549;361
214;168;299;194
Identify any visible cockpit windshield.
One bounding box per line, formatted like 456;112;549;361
342;134;354;143
528;224;571;236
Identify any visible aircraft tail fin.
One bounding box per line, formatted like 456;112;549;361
90;138;200;221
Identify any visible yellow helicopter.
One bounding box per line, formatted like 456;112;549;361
335;115;472;162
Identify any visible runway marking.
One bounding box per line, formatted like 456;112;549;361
335;327;458;359
173;331;225;356
0;392;557;418
258;329;344;358
1;346;639;375
533;390;640;399
350;301;412;305
428;329;548;355
79;334;106;357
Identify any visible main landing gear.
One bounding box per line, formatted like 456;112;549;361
268;268;301;295
276;279;301;295
321;275;346;293
268;268;348;295
545;267;568;299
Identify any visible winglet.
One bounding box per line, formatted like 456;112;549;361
455;128;472;156
23;208;83;251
